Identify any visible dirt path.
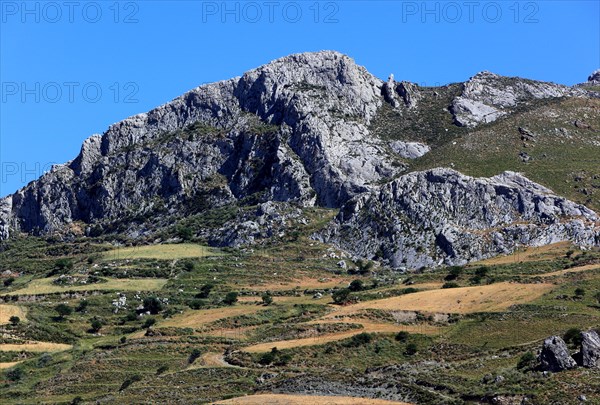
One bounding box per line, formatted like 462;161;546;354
215;393;411;404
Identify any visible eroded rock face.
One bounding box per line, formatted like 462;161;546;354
321;168;599;269
0;51;403;239
539;336;577;372
0;51;599;260
451;71;585;128
580;330;600;368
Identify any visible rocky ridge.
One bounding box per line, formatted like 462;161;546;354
320;168;599;269
1;51;599;270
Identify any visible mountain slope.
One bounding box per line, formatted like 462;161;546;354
1;51;599;269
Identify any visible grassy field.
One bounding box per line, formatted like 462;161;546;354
473;241;574;266
242;321;441;353
102;243;215;260
0;304;27;324
329;282;554;315
216;394;412;404
0;341;72;353
2;208;600;403
4;277;167;295
159;305;270;329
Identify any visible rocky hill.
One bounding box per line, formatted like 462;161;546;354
1;51;599;269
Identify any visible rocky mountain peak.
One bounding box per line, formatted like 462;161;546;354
1;52;599;271
588;69;600;84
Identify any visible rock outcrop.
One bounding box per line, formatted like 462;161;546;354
587;69;600;84
0;51;599;264
451;71;586;127
0;51;402;239
539;336;577;372
321;168;599;269
579;330;600;368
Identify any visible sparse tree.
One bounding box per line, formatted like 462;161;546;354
188;348;202;364
90;318;103;333
143;297;163;315
349;279;364;292
261;293;273;306
224;292;238;305
55;303;72;319
9;316;20;326
405;343;418;355
332;288;351;305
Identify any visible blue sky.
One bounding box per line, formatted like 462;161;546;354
1;0;599;196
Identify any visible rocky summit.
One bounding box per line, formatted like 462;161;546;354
1;51;599;269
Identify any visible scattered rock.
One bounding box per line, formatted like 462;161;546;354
579;330;600;368
389;141;430;159
518;127;536;142
519;151;533;163
539;336;577;372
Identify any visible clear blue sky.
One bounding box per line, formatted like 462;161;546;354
1;0;598;196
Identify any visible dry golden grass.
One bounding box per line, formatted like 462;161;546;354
5;277;167;296
535;263;600;278
0;341;72;353
215;394;411;404
0;361;22;369
103;243;215;260
0;305;27;324
242;321;441;353
473;241;572;265
160;305;268;328
328;282;554;316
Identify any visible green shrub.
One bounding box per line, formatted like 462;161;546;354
395;331;410;342
188;299;206;310
188;348;202;364
38;353;52;368
6;367;24;381
332;288;351;305
142;317;156;329
405;343;418;355
90;318;103;333
575;288;586;297
3;277;15;287
76;300;89;313
261;293;273;306
196;283;215;299
55;303;72;319
349;279;364;292
517;351;536;370
9;316;20;326
143;297;163;314
224;292;238;305
119;374;142;391
442;282;459;289
445;266;463;281
564;328;583;347
345;332;372;347
156;365;169;375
